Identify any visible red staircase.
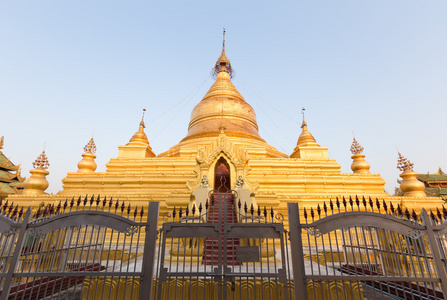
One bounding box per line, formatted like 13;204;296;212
203;193;240;265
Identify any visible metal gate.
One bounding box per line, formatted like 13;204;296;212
154;190;293;300
288;198;447;300
0;198;159;300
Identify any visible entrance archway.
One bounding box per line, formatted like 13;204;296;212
214;157;231;192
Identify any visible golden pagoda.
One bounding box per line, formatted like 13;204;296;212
7;35;443;227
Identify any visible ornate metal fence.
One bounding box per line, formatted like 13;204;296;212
288;198;447;300
0;197;159;300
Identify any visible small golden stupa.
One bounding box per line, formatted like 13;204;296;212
23;150;50;195
350;138;370;174
397;152;426;197
77;138;97;173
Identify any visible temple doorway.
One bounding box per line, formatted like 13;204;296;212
214;157;231;192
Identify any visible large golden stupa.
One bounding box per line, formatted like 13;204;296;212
7;36;443;226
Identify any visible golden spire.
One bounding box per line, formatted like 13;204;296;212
183;32;262;142
23;149;50;195
212;28;233;78
127;109;149;146
78;137;97;173
350;138;370;174
397;152;425;197
296;109;319;147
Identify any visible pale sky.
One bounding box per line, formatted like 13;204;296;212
1;1;446;195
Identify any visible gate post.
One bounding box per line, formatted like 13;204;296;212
139;202;160;300
0;208;31;300
421;209;447;297
287;203;307;300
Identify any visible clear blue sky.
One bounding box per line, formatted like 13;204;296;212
1;1;446;194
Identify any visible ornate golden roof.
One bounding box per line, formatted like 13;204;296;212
183;38;262;142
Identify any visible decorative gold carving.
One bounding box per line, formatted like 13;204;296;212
350;138;364;154
397;152;414;172
32;150;50;170
83;137;97;154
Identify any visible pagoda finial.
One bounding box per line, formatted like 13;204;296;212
23;149;50;194
32;149;50;170
350;137;370;174
140;108;146;128
350;138;364;155
397;151;425;197
213;30;233;78
83;137;97;154
301;107;306;128
78;137;97;173
397;152;414;172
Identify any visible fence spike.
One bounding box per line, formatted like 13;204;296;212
77;196;81;208
12;205;18;217
303;208;307;221
349;196;353;208
115;199;119;211
192;204;196;216
264;206;268;219
411;210;418;221
382;199;387;214
56;202;61;214
70;197;74;208
362;196;367;209
103;196;107;208
109;197;113;208
437;208;442;221
121;201;125;213
355;195;360;208
8;202;14;214
390;202;395;215
270;207;274;220
397;204;403;217
90;195;94;205
134;206;138;218
205;198;209;211
127;204;131;215
336;197;340;209
0;199;2;210
317;204;321;217
250;203;254;216
342;197;347;209
329;199;334;213
18;207;23;218
369;197;373;210
257;205;261;217
83;195;88;206
404;208;410;219
96;194;101;206
3;200;8;211
49;204;54;215
323;202;327;214
198;203;202;214
244;202;248;214
375;198;380;211
443;205;447;220
185;206;189;217
238;199;241;210
179;207;183;219
140;207;144;218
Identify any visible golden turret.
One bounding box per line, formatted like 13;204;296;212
183;31;263;142
77;138;97;173
350;138;370;174
397;152;426;197
290;114;328;159
23;150;50;195
117;110;156;158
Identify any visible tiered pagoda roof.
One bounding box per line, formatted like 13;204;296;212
0;137;25;198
